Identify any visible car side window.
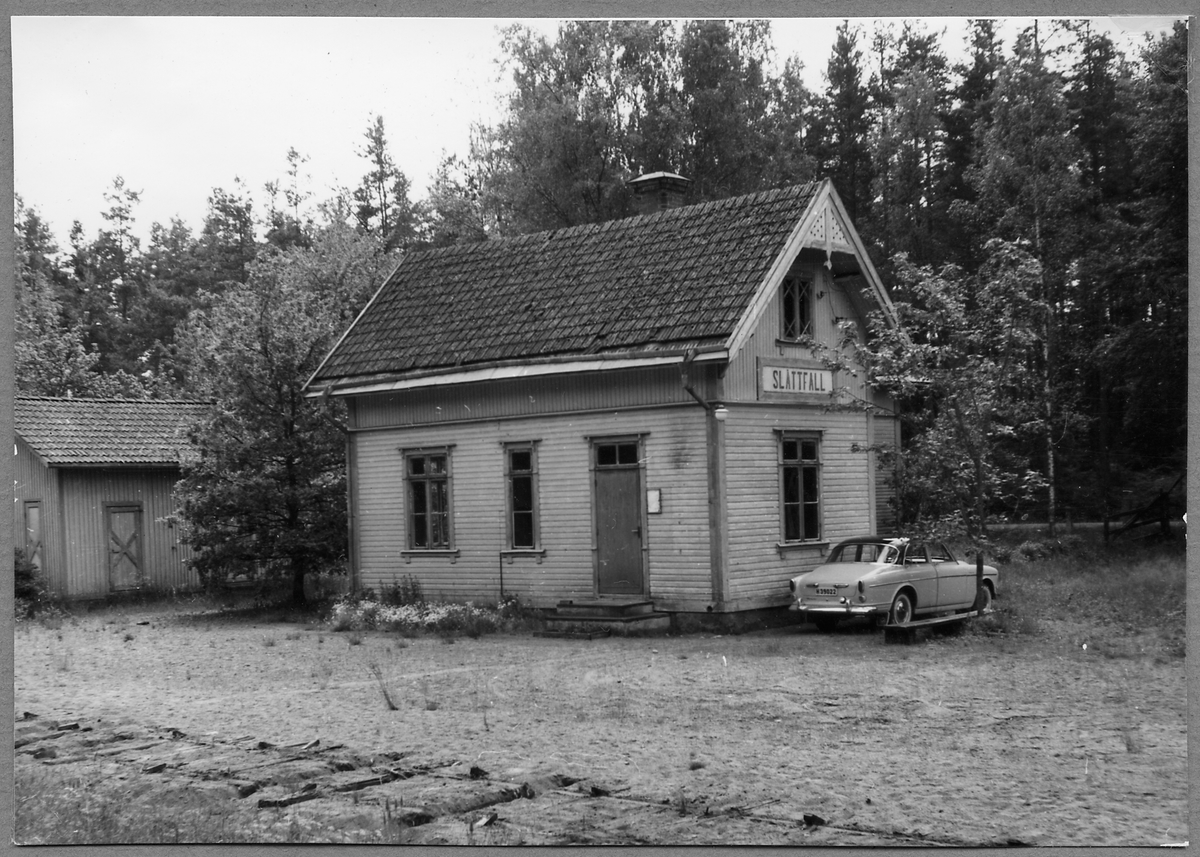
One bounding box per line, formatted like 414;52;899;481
928;543;952;563
906;544;929;564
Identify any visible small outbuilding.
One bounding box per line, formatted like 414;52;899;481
306;177;899;618
14;396;209;599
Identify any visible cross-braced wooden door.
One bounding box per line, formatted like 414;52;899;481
107;504;143;591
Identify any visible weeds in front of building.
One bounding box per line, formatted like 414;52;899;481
327;576;534;639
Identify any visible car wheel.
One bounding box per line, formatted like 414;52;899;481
889;592;915;626
812;616;839;633
975;582;994;612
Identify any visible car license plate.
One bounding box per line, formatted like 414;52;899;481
816;587;837;596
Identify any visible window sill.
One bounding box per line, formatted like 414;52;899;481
402;549;460;564
775;338;814;350
776;540;830;557
501;549;546;564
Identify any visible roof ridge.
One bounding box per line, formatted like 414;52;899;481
407;181;822;262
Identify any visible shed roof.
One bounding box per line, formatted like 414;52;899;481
309;178;890;393
15;396;210;467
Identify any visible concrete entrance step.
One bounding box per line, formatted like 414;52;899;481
544;600;670;634
552;599;658;619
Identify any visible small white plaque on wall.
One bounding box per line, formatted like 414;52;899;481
647;489;662;514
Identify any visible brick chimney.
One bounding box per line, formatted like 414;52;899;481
629;171;692;216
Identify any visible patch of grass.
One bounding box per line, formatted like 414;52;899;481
346;632;364;647
1120;725;1144;753
971;537;1184;655
366;660;399;711
420;676;439;711
15;763;398;844
15;766;239;844
311;660;334;689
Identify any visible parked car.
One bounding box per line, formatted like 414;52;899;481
789;535;999;632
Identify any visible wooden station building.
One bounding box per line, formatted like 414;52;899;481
14;396;208;599
307;177;899;617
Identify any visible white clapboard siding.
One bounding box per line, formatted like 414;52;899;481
723;260;873;406
352;404;713;607
721;404;873;604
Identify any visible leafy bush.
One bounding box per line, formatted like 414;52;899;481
14;548;49;618
1013;540;1053;562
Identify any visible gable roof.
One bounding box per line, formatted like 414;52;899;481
308;178;891;394
15;397;210;467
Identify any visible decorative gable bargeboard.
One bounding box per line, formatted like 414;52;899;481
308;179;901;615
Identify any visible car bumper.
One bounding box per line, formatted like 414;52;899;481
789;603;887;617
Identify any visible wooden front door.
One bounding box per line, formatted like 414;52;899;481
107;505;143;591
593;441;644;596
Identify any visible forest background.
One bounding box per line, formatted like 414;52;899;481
13;19;1188;595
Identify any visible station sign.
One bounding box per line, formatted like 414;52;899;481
760;364;834;398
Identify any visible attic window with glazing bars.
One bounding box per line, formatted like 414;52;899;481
781;277;813;340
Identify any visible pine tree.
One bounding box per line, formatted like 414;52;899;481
814;21;873;225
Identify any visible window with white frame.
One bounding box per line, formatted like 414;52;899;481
781;277;813;340
406;449;452;549
505;443;539;549
780;433;821;542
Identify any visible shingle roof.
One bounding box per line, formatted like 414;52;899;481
15;397;210;467
310;181;824;386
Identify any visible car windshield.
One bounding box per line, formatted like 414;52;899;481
829;542;898;564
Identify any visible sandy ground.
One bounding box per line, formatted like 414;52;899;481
12;607;1189;846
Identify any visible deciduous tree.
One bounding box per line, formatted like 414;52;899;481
173;222;392;603
858;242;1049;539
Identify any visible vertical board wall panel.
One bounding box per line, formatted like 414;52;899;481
13;440;64;595
352;405;713;607
722;404;873;604
59;469;196;598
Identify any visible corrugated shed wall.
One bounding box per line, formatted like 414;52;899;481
351;404;713;608
14;439;64;594
722;403;873;606
58;468;197;598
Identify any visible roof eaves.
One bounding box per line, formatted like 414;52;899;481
307;343;730;398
